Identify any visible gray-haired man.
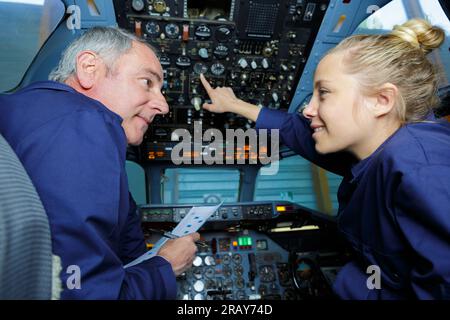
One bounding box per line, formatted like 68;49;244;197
0;27;198;299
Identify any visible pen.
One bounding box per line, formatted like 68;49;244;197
148;228;209;248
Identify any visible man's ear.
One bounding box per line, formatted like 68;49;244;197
374;83;398;118
74;51;100;89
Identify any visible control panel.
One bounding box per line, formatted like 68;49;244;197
113;0;330;162
139;201;350;299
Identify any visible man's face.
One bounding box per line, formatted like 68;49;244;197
95;41;168;145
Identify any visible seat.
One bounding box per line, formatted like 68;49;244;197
0;134;53;299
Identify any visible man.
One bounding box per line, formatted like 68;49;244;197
0;27;198;299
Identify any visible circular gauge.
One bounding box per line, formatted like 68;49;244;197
194;293;204;300
205;267;215;279
195;24;212;40
259;265;275;282
193;280;205;292
204;255;216;266
213;44;229;59
153;0;167;13
234;265;244;276
193;63;207;75
232;253;242;264
215;26;233;42
235;277;244;289
145;21;160;36
210;63;225;76
165;23;179;39
131;0;145;12
222;254;231;264
175;55;191;68
222;265;232;277
192;256;203;267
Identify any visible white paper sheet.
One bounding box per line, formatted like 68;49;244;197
124;202;222;269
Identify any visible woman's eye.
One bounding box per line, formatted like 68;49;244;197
318;89;329;97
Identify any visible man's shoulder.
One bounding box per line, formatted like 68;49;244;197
0;81;123;147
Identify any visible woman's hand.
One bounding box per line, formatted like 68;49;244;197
200;73;240;113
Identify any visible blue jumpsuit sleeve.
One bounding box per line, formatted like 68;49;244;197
394;165;450;299
256;107;355;176
17;109;176;300
118;194;147;264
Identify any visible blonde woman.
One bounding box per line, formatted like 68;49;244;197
200;19;450;299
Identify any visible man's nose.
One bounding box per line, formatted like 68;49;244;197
150;91;170;115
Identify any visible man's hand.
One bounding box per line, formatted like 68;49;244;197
157;232;200;276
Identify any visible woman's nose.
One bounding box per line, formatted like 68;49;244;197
302;102;318;120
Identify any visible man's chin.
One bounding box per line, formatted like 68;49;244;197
127;135;144;146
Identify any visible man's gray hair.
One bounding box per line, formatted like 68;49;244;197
49;26;156;83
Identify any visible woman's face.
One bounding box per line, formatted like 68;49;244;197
303;52;375;158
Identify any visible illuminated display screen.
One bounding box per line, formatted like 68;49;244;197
238;236;252;246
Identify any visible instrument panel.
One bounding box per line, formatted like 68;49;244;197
114;0;330;163
139;201;350;300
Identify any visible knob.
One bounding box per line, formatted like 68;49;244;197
198;48;209;59
131;0;145;11
191;97;202;111
194;280;205;292
261;58;269;69
238;58;248;69
272;92;279;102
250;60;257;69
193;256;203;267
281;64;288;71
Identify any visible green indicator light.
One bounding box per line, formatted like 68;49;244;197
248;238;253;246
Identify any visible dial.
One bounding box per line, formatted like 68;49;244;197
234;265;244;276
153;0;167;13
193;280;205;292
195;25;212;40
131;0;145;12
165;23;179;39
222;254;231;264
175;55;191;68
259;265;276;282
205;267;215;279
232;253;242;264
222;265;232;277
210;62;225;76
197;47;209;59
213;44;229;59
145;21;160;36
204;255;216;266
193;62;208;75
192;256;203;267
215;26;233;42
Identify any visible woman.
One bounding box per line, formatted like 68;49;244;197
200;19;450;299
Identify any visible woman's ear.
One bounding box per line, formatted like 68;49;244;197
74;50;99;89
374;83;398;117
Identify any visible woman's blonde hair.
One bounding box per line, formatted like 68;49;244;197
328;18;445;123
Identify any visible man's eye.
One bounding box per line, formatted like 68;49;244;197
142;79;151;87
